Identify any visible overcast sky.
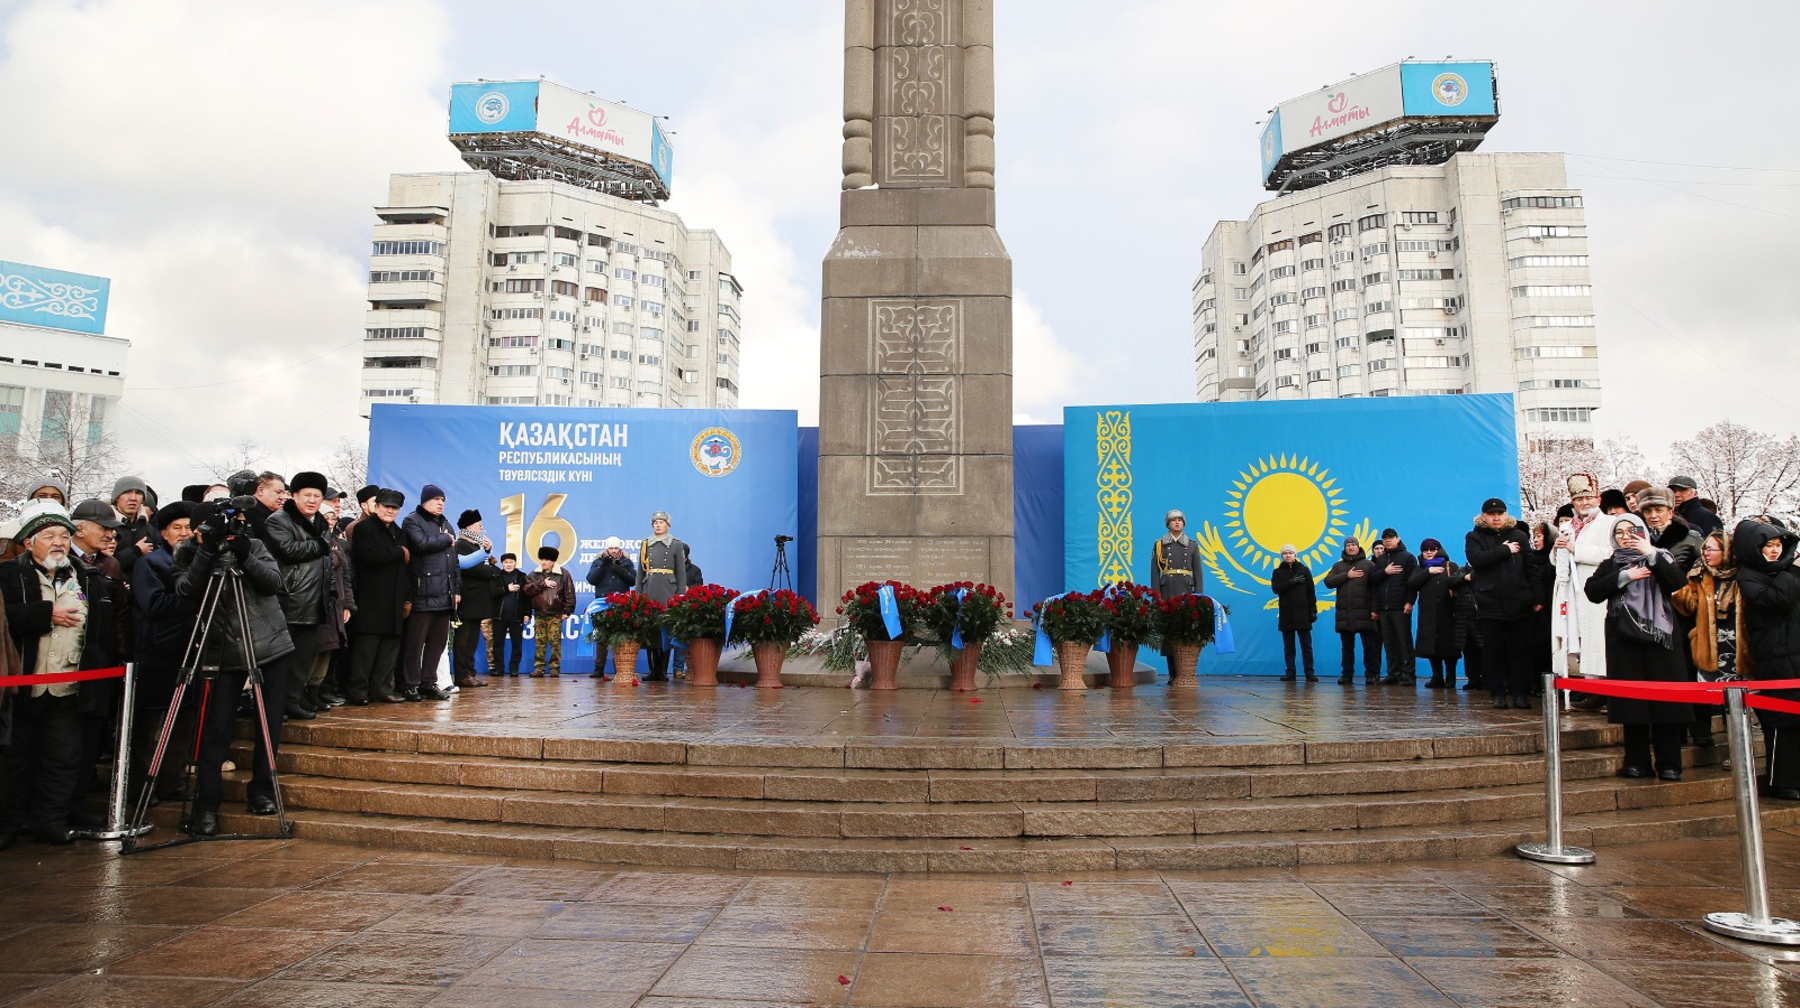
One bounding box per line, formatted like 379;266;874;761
2;0;1796;486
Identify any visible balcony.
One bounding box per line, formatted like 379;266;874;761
367;280;445;307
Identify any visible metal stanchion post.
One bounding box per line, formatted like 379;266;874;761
1703;688;1800;944
76;664;154;842
1516;672;1595;864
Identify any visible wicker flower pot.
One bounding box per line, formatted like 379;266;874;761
684;638;722;687
948;641;982;691
866;639;904;691
1106;642;1140;690
1166;641;1201;686
1055;641;1092;690
751;641;786;687
611;642;641;687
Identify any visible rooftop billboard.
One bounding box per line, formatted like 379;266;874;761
1260;61;1497;185
449;80;674;190
0;260;110;336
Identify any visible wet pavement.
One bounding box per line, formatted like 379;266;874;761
3;830;1799;1006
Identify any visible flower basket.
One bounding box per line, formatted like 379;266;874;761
1055;640;1092;690
590;592;666;650
1155;593;1217;648
948;640;982;691
866;639;904;690
922;582;1011;675
1106;642;1140;690
663;584;740;644
1099;582;1161;648
1165;641;1201;686
684;637;722;688
611;641;642;687
1032;591;1107;648
838;581;927;643
751;641;787;687
729;589;820;648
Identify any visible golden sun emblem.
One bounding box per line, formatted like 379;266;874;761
1223;455;1349;571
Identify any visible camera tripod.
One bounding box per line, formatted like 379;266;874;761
124;563;291;852
769;535;794;592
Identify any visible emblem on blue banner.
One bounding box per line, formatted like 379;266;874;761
476;91;510;123
690;427;742;478
1431;73;1467;106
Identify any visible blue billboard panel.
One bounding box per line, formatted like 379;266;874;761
1258;111;1283;184
650;120;675;190
1401;62;1497;117
368;405;798;673
0;260;109;336
1063;395;1517;675
448;81;541;134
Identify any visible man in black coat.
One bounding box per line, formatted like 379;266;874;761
1367;528;1418;685
1464;498;1542;709
175;501;294;834
345;489;409;704
0;502;119;846
264;471;337;720
1668;476;1723;537
1270;545;1317;680
1734;520;1800;797
1324;539;1381;684
130;502;200;804
585;537;636;678
486;553;528;677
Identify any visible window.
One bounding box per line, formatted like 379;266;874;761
1362;272;1388;287
1360;243;1388;258
1249;276;1266;295
1265;238;1295;255
1516;345;1597;359
1232;262;1248;275
640;274;665;288
364;388;417;399
1308;369;1330;383
1331;279;1357;293
1396;268;1456;281
506;251;545;264
1305;341;1326;355
366;327;429;339
1525;407;1598;423
1358;213;1387;231
1268;265;1296;280
1395;240;1435;252
1510;255;1588;268
1403;355;1466;369
495;278;544;293
1332;307;1359;321
371;240;443;256
1234;314;1249;327
551;280;579;297
363;355;432;369
1365;301;1393;314
1304;314;1326;329
1196;297;1216;312
584;287;605;302
1299;231;1323;246
1328;222;1353;240
609;349;632;361
1366;328;1396;343
1336;336;1357;350
687;270;703;281
545;365;573;379
490;307;542;320
1524;225;1574;238
640;328;663;342
1331;250;1356;265
638;380;662;394
488;364;536;377
1271;321;1294;335
1504;195;1583;210
610;376;632;389
1337;364;1359;377
1518;315;1596;327
1276;375;1298;389
1233;288;1249;301
614;296;634;310
1400;211;1439;225
1268;292;1294;307
1368;358;1391;372
1513;284;1592;298
1251;303;1266;321
0;384;24;439
1520;378;1597;390
555;253;577;268
1300;286;1326;301
614;268;635;281
1300;258;1325;272
489;335;538;348
369;270;436;283
1273;347;1295;360
587;259;607;274
638;354;661;366
642;301;663;317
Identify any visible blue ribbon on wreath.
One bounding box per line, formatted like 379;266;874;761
876;584;902;639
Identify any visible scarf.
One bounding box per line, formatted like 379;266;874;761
1610;543;1674;648
1421;556;1448;570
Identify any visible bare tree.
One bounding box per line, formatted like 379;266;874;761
192;437;271;485
321;437;368;496
1517;435;1648;519
1666;421;1781;520
0;397;127;510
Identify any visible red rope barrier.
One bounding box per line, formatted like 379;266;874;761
1747;695;1800;717
1553;676;1800;694
0;666;127;687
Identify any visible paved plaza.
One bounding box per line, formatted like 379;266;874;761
2;826;1799;1006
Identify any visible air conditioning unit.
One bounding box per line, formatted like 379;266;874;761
508;264;517;272
1442;307;1456;315
1427;251;1438;258
1531;235;1544;243
1330;235;1343;244
580;325;590;333
1434;338;1447;346
1400;223;1413;230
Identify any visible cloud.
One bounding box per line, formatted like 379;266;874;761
1012;291;1080;424
0;0;457;485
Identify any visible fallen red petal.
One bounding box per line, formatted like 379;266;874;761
969;698;982;703
1061;880;1073;886
958;846;974;851
937;905;953;911
837;975;850;985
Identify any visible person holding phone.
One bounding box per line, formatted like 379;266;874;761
1584;513;1692;781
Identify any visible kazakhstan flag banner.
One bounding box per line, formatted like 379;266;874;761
1063;395;1518;675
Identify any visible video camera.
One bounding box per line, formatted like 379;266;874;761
774;534;794;545
200;494;258;548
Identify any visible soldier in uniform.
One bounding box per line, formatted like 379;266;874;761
637;510;690;681
1152;509;1202;599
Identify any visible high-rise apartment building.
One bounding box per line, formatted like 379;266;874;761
1195;63;1601;447
359;81;741;410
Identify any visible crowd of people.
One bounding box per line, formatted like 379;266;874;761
3;465;1798;850
0;470;697;846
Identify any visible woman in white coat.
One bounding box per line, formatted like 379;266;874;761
1552;476;1608;678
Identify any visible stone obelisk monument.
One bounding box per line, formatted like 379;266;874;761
817;0;1014;610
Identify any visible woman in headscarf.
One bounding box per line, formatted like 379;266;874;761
1407;538;1462;688
1529;521;1558;685
1584;513;1692;781
1671;530;1743;766
1733;519;1800;799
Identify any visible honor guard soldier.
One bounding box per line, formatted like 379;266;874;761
637;511;690;681
1152;509;1202;598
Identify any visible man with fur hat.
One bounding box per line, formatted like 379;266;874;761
451;508;497;688
110;475;155;579
1465;497;1542;708
1150;509;1202;600
345;489;409;704
1552;474;1618;685
636;512;689;681
0;501;121;845
264;471;340;719
523;545;577;676
585;537;636;679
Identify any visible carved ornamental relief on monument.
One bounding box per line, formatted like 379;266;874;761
869;298;961;494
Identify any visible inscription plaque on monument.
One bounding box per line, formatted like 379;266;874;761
817;0;1014;609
